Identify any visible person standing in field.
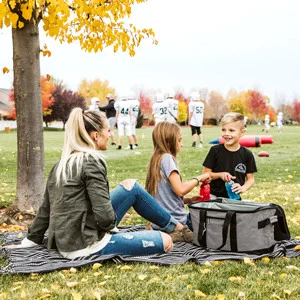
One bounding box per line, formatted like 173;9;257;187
114;94;134;150
152;93;168;124
202;112;257;200
89;97;100;111
262;114;270;133
128;93;140;149
276;112;283;133
188;91;204;148
165;91;178;123
99;94;117;146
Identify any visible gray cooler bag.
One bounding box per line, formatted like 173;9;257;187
188;198;290;254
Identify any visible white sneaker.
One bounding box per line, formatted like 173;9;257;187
125;145;131;150
133;145;138;149
199;143;203;148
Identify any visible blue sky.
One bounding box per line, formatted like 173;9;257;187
1;0;300;107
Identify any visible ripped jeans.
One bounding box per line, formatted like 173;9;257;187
98;181;178;256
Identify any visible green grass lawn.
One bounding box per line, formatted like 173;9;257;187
0;124;299;299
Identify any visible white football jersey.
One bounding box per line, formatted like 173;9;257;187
189;101;204;126
152;101;168;123
129;99;140;119
114;100;131;122
166;98;178;123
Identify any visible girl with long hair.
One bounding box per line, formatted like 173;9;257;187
145;122;211;242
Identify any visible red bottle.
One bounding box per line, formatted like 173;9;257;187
197;181;210;201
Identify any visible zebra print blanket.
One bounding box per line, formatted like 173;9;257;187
1;226;299;274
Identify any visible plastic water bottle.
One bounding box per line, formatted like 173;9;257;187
198;181;210;201
225;180;240;200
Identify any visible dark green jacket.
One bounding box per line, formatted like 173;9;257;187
27;155;116;252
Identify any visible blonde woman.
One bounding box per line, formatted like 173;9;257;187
19;108;184;258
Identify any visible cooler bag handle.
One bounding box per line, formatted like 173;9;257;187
197;209;207;247
217;211;237;251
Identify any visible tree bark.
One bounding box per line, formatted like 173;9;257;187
12;22;45;211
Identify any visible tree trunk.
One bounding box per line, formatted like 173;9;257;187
12;22;45;211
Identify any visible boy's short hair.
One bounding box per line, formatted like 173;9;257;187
221;112;245;128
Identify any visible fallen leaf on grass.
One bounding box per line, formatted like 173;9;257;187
200;269;210;274
238;291;245;297
286;265;299;270
92;263;102;270
283;290;292;295
279;273;287;279
261;257;270;262
270;294;281;299
72;292;82;300
66;282;79;288
243;257;255;266
149;266;160;270
229;276;243;282
294;245;300;251
137;274;147;280
120;265;132;270
194;290;206;297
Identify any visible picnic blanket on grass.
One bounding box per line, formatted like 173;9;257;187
1;225;299;274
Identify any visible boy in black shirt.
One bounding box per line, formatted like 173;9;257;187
202;112;257;199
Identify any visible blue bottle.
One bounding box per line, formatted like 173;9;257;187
225;180;240;200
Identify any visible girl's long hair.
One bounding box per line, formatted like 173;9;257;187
56;107;107;185
145;122;181;196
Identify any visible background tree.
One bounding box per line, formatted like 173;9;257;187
138;90;152;121
175;91;188;124
44;85;87;129
78;78;115;107
7;76;55;120
246;89;269;122
207;91;228;125
292;99;300;123
0;0;155;211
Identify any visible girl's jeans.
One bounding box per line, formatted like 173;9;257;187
98;181;178;256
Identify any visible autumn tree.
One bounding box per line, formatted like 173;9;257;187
0;0;156;211
246;90;269;122
44;85;86;129
7;76;55;119
226;89;249;116
292;99;300;123
175;91;188;124
78;78;115;107
138;90;152;120
207;91;228;125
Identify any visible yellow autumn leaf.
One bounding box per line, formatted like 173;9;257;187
201;268;210;274
93;271;103;276
229;276;243;282
279;273;287;279
194;290;206;297
270;294;281;299
243;257;255;265
0;293;6;299
92;263;102;270
97;281;106;286
120;265;132;270
295;236;300;240
66;282;79;287
137;274;147;280
20;290;26;299
261;257;270;262
286;265;299;270
72;292;82;300
21;4;32;20
39;294;51;299
149;265;160;270
92;291;101;300
283;289;292;295
2;67;10;74
294;245;300;251
216;294;225;300
187;284;193;289
50;284;60;291
204;261;212;266
46;74;51;81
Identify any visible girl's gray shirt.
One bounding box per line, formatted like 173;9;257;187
153;153;188;229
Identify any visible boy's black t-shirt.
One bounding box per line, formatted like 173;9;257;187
202;144;257;198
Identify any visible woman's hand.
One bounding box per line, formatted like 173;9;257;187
197;173;211;183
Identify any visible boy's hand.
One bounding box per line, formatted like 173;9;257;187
222;172;236;182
